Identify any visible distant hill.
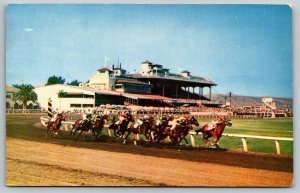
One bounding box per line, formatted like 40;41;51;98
211;94;293;110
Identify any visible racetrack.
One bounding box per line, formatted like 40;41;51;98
6;114;293;187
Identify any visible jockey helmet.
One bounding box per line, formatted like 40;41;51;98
183;115;190;120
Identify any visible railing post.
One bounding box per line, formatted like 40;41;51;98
190;134;196;147
242;137;248;152
107;128;112;136
275;140;281;155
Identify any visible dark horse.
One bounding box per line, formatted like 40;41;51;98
70;118;92;140
124;116;156;145
152;116;172;143
92;115;108;139
154;116;199;145
46;114;66;138
70;115;108;140
108;114;135;139
196;118;232;148
167;116;200;145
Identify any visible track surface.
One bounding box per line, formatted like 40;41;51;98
6;114;293;187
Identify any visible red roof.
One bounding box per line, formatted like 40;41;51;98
122;93;173;101
98;67;112;72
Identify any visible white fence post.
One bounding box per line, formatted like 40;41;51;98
275;140;281;155
242;137;248;152
190;134;195;147
107;128;112;136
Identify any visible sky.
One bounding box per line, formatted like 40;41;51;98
6;4;292;98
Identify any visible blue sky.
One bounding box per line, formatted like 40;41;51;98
6;4;292;98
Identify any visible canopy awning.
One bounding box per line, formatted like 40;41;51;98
122;93;173;101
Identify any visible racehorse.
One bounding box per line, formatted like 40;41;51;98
108;114;135;139
154;116;199;145
196;118;232;148
124;116;156;145
70;118;92;140
152;116;172;143
46;114;66;138
176;116;199;145
91;115;108;139
167;116;200;145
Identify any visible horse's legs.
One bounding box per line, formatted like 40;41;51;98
150;131;154;142
70;125;75;135
123;130;131;144
183;137;189;145
213;136;220;148
45;126;50;139
133;133;137;146
76;130;83;141
202;136;211;147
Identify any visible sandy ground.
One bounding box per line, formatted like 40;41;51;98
6;115;293;187
6;137;293;187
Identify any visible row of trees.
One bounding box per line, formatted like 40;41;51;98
9;76;82;110
46;75;81;86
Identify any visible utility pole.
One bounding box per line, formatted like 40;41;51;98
228;92;232;107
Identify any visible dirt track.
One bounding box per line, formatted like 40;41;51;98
6;115;294;187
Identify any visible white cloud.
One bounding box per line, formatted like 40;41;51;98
24;28;34;32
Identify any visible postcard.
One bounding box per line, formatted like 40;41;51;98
6;4;293;187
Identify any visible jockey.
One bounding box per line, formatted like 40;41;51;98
135;115;149;128
208;116;223;130
81;110;92;124
168;115;189;131
50;111;58;122
115;111;128;125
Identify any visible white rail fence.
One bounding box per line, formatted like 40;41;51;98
40;116;293;155
188;131;293;155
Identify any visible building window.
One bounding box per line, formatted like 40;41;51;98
70;104;81;107
82;104;94;108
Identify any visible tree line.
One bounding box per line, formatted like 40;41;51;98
9;75;81;109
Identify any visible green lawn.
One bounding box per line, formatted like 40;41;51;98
186;118;293;156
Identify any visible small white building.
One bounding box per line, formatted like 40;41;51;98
34;84;122;111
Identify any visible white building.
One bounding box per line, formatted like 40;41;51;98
34;84;122;111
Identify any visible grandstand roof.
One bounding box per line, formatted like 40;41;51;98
141;60;153;64
97;67;112;72
115;78;150;86
6;86;19;93
122;93;173;101
127;73;217;86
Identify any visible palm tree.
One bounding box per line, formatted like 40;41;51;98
13;84;38;110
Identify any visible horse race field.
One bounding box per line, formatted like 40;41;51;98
6;114;293;187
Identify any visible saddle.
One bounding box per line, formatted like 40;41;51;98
207;123;219;130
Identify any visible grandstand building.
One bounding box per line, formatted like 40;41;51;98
32;60;218;110
79;60;218;106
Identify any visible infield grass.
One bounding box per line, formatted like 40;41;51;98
185;118;293;156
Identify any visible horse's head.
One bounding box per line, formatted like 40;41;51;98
189;116;199;126
126;114;135;123
223;118;232;127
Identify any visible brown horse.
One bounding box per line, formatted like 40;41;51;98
46;114;66;138
167;116;200;145
70;118;93;140
108;114;135;139
91;115;108;139
153;116;173;143
124;116;156;145
197;118;232;148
